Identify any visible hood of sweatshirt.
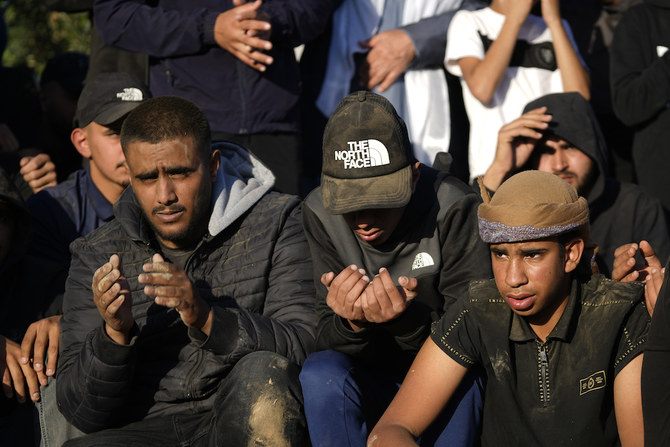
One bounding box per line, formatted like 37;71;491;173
523;92;609;205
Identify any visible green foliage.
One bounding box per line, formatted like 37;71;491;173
2;1;90;75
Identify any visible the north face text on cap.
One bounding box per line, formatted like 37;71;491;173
334;140;390;169
116;88;144;101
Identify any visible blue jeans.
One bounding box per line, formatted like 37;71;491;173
37;376;85;447
299;350;484;447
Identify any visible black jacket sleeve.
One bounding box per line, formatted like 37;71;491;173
190;202;318;366
56;238;139;433
93;0;343;57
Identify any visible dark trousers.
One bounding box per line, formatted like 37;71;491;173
63;351;308;447
299;350;484;447
212;131;302;196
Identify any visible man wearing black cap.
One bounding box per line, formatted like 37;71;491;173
27;72;150;271
480;92;670;278
299;91;490;446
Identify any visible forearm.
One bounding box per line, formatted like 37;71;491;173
368;425;418;447
261;0;343;47
315;311;374;355
481;164;510;192
548;20;590;100
403;11;460;70
93;0;219;57
194;297;316;366
57;325;137;432
463;16;524;104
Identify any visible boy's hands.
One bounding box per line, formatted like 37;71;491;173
361;268;417;323
322;265;417;330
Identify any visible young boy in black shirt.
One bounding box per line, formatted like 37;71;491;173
369;170;649;446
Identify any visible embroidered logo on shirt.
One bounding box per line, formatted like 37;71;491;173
116;88;144;101
334;140;390;169
579;370;606;395
411;252;434;270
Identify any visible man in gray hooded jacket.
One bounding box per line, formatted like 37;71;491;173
56;96;316;446
479;91;670;276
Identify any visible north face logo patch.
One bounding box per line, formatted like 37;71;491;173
411;252;434;270
334;139;390;169
116;88;144;101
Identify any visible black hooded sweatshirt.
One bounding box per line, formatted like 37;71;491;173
523;92;670;276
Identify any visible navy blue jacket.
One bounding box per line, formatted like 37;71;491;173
26;167;115;270
93;0;342;135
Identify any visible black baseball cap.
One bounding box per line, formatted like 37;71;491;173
74;72;150;128
321;91;415;214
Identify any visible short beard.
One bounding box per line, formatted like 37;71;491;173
144;201;211;248
575;166;597;198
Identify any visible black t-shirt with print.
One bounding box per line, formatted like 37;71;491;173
431;274;648;446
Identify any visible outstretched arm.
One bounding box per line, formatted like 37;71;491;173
368;338;468;446
457;0;535;104
540;0;590;99
614;353;644;447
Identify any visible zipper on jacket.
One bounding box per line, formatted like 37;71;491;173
185;348;206;401
181;236;210;402
538;342;550;407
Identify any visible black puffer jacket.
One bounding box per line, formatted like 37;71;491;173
57;144;316;432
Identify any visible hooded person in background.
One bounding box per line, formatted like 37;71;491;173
480;91;670;277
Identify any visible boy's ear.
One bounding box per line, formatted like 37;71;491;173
71;127;91;159
564;238;585;273
209;149;221;182
411;161;421;191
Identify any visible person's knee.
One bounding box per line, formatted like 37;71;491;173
215;351;307;445
231;351;301;394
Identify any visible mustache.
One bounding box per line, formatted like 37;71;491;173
152;204;186;215
553;169;577;178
